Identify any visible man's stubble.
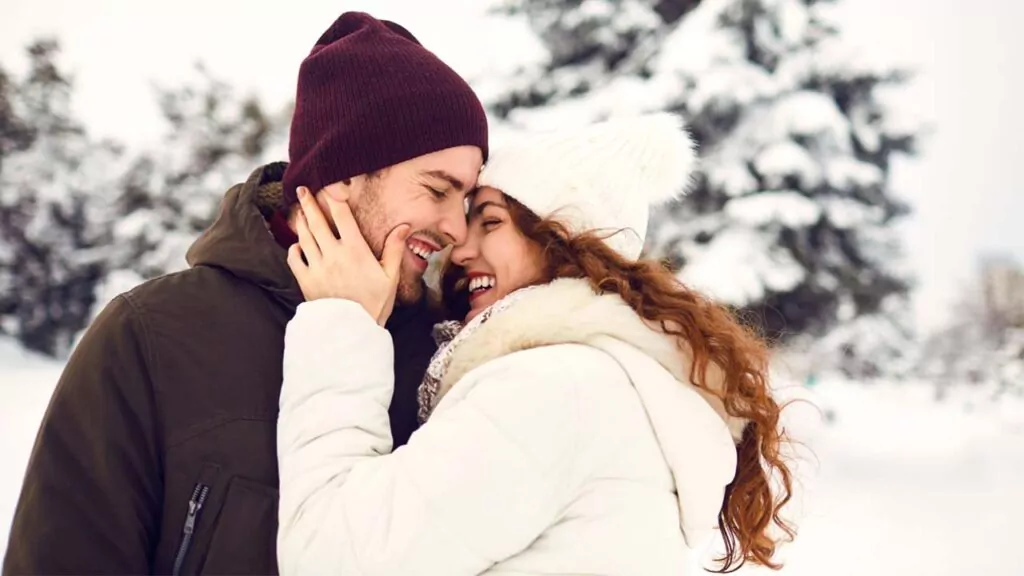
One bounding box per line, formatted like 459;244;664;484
348;178;425;306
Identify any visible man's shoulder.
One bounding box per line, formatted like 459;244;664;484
106;266;285;351
110;267;287;416
122;266;254;311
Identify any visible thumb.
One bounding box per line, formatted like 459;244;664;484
381;224;412;280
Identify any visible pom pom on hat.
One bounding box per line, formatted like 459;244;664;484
477;112;698;260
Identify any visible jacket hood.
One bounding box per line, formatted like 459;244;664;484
435;277;744;546
186;162;304;311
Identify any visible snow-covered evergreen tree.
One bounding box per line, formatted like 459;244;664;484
485;0;919;347
108;64;290;280
0;40;122;356
0;43;288;357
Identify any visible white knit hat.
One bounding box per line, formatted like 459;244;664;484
477;112;699;260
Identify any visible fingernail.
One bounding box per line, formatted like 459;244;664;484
297;187;307;199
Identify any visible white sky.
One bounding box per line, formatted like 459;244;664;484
2;0;1022;331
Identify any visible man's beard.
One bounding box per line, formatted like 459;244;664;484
349;185;424;306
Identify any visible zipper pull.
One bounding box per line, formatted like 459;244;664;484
182;485;209;535
183;500;199;534
172;482;210;576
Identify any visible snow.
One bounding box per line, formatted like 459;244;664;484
1;0;1021;570
754;142;823;189
576;0;615;20
688;63;778;112
772;0;812;46
468;0;916;333
0;339;62;555
113;208;157;239
772;91;851;151
654;0;739;74
823;196;884;229
754;379;1024;576
680;227;806;305
725;191;822;228
825;156;885;191
637;0;910;318
1;335;1020;573
705;159;760;198
850;104;884;154
571;0;659;31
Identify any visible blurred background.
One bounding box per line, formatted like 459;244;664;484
1;0;1022;573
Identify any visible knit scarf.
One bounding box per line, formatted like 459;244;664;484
417;285;540;423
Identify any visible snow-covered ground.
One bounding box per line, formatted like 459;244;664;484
1;336;1021;574
0;338;64;559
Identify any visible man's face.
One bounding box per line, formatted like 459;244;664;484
320;145;483;305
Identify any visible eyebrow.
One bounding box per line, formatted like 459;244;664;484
469;200;506;218
422;170;467;192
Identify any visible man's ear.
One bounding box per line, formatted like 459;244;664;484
320;179;352;202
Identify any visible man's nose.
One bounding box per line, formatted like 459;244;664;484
437;202;468;246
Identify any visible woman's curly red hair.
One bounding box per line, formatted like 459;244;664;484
442;194;797;572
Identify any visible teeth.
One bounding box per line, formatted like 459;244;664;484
407;241;436;260
468;276;496;292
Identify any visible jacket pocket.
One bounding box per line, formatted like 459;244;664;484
197;476;280;575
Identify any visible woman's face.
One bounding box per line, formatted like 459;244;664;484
449;187;544;322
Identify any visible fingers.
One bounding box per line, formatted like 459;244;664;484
286;242;305;271
324;194;363;250
296;187;337;250
294;210;321;265
380;224;412;281
376;224;411;326
286;243;310;289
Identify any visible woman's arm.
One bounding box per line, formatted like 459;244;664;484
277;300;590;576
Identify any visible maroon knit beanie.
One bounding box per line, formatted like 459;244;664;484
281;12;489;205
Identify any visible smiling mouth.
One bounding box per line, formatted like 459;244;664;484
467;275;496;301
407;237;439;262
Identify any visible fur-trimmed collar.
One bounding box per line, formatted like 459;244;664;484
252;162;289;218
436;278;748;443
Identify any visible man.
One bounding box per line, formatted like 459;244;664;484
3;11;487;575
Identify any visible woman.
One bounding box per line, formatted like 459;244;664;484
277;113;795;575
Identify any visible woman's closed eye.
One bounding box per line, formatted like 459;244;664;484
482;218;502;231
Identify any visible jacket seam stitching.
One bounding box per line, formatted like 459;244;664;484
165;415;277;451
119;292;168;450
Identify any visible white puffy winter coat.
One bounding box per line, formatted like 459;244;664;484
277;278;745;575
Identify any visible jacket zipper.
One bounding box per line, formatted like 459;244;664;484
171;482;210;576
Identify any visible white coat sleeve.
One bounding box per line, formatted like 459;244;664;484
277;300;590;576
